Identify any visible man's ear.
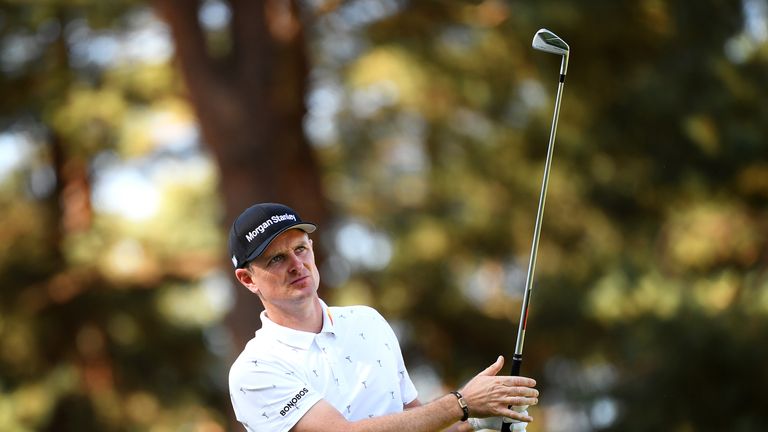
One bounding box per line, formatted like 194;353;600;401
234;268;259;295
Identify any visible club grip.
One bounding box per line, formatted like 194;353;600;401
509;354;522;377
500;355;523;432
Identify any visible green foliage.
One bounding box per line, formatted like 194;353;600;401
0;1;227;430
313;0;768;430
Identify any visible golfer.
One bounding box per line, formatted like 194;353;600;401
228;203;539;432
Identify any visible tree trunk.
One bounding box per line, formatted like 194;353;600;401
154;0;328;353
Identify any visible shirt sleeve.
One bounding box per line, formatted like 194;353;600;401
395;342;418;404
229;357;323;432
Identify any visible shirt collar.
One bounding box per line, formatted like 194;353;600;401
258;299;336;350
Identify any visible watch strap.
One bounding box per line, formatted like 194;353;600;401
450;390;469;422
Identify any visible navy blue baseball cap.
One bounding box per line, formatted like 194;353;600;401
228;203;316;268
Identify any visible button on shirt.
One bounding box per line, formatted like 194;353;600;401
229;301;418;432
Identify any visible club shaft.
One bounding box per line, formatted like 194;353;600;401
501;66;566;432
513;75;565;357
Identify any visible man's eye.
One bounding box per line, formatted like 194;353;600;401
295;246;306;253
269;255;283;265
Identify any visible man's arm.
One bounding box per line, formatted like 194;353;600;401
292;393;468;432
291;356;538;432
404;399;476;432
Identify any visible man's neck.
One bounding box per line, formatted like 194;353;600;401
264;297;324;333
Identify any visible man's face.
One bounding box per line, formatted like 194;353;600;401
238;229;320;308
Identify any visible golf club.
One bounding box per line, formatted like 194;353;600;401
500;28;569;432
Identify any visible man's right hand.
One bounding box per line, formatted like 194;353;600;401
458;356;538;422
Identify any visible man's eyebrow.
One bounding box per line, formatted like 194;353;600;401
287;237;309;248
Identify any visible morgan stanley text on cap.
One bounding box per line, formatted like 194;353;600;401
228;203;317;268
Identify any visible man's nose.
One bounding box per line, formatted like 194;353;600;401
286;252;303;272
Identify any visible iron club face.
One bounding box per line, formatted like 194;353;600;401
532;28;569;76
532;29;569;55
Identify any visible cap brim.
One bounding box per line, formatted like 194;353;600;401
241;222;317;265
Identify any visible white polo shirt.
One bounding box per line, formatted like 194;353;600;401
229;300;418;432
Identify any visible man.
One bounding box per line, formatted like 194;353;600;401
228;203;539;432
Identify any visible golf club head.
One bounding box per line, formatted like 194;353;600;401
532;28;569;76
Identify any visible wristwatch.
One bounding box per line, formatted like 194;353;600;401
450;391;469;422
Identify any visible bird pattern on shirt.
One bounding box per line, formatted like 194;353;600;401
285;308;409;421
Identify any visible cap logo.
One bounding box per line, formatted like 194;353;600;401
244;213;297;243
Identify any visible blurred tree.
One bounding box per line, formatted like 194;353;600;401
153;0;329;359
0;1;230;430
